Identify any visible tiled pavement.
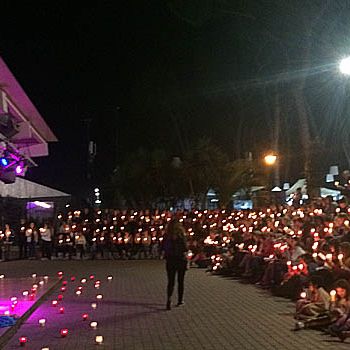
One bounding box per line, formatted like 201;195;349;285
1;259;349;349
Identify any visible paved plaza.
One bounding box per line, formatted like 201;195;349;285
0;260;348;349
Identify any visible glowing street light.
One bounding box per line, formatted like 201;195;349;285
264;154;277;166
339;57;350;75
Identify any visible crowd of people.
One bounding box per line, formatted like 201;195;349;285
4;196;350;338
202;196;350;340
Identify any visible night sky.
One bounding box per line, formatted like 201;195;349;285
1;1;350;196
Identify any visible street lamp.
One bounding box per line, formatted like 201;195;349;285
264;154;277;166
339;57;350;75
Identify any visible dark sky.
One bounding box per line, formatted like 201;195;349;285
1;1;350;196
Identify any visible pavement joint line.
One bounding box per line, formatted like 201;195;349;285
0;277;61;348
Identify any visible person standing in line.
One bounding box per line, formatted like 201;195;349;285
163;219;188;310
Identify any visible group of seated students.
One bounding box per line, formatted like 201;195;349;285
199;196;350;341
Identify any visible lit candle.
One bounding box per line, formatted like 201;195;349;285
90;321;98;329
60;328;68;337
58;294;63;301
82;313;89;321
51;300;58;307
58;271;63;277
19;336;27;347
71;276;76;282
44;276;49;281
0;274;5;279
32;273;37;278
95;335;103;344
326;253;333;261
107;276;113;281
90;275;95;280
96;294;103;300
300;291;307;299
4;311;10;316
330;289;337;302
62;281;68;286
81;278;87;283
91;303;97;309
76;290;82;296
39;319;46;327
61;287;66;292
338;253;344;263
39;281;44;286
59;307;65;314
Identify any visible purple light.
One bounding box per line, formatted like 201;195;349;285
15;165;23;175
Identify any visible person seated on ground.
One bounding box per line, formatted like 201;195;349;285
295;279;350;331
191;249;210;268
327;279;350;338
239;234;274;279
295;276;330;321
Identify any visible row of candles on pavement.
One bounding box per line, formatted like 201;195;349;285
18;271;113;347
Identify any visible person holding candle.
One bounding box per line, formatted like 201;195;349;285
294;276;330;322
327;279;350;338
295;279;350;331
26;223;38;259
163;219;188;310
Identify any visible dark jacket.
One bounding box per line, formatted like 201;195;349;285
164;236;187;262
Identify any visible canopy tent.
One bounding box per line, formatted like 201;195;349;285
286;178;341;199
0;177;70;199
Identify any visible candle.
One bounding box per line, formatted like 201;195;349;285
61;287;66;292
71;276;76;282
39;319;46;327
330;290;337;302
39;281;44;286
90;321;98;329
81;278;87;283
32;273;37;278
90;275;95;280
82;313;89;320
58;294;63;301
44;276;49;281
107;276;113;281
0;274;5;279
76;290;82;296
4;311;10;316
338;253;344;263
19;336;27;346
59;307;65;314
62;281;68;286
58;271;63;277
96;294;103;300
300;291;307;299
60;328;68;337
52;300;58;307
91;303;97;309
326;253;333;261
95;335;103;344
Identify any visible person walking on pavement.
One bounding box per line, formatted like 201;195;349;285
163;219;188;310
